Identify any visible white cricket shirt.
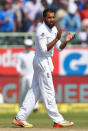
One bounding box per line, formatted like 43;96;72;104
16;50;35;76
35;22;62;72
35;22;62;57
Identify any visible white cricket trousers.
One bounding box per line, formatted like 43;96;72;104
16;56;64;123
20;76;32;106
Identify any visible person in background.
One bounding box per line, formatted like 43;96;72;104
0;1;16;32
74;0;83;11
79;1;88;21
0;0;5;9
41;0;48;12
60;2;81;32
55;9;66;28
58;0;68;10
47;0;60;12
12;0;22;32
22;0;42;32
16;39;39;111
46;0;53;5
28;13;43;32
23;0;30;4
79;1;88;32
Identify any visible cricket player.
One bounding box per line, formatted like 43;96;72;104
13;8;77;128
16;39;39;110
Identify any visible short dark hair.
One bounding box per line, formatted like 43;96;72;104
43;8;55;18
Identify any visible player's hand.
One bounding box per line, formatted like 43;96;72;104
19;73;24;78
65;32;77;43
56;28;65;40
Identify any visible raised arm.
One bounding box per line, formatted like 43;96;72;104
59;32;77;50
47;28;64;51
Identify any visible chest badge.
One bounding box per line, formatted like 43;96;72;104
41;33;45;37
47;73;50;78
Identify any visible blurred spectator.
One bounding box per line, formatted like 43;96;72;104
6;0;12;2
28;13;43;32
12;0;22;31
16;38;39;110
46;0;53;5
55;9;66;28
18;0;23;6
81;19;88;32
48;0;60;12
81;0;87;4
60;2;81;32
79;32;88;45
0;1;16;32
23;0;30;4
79;2;88;31
58;0;68;10
41;0;48;11
22;0;42;32
74;0;84;11
6;0;23;5
0;0;6;9
79;1;88;20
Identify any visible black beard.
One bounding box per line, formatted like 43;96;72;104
45;21;55;29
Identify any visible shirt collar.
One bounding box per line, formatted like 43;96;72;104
43;22;55;32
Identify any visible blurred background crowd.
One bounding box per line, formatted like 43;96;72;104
0;0;88;45
0;0;88;32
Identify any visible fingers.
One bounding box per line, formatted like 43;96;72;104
72;33;78;38
74;32;79;37
66;33;76;41
67;32;71;35
70;32;79;39
70;34;75;40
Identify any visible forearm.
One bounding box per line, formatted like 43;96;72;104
59;40;67;50
47;37;59;51
47;28;64;51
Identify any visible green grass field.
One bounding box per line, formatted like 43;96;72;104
0;111;88;129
